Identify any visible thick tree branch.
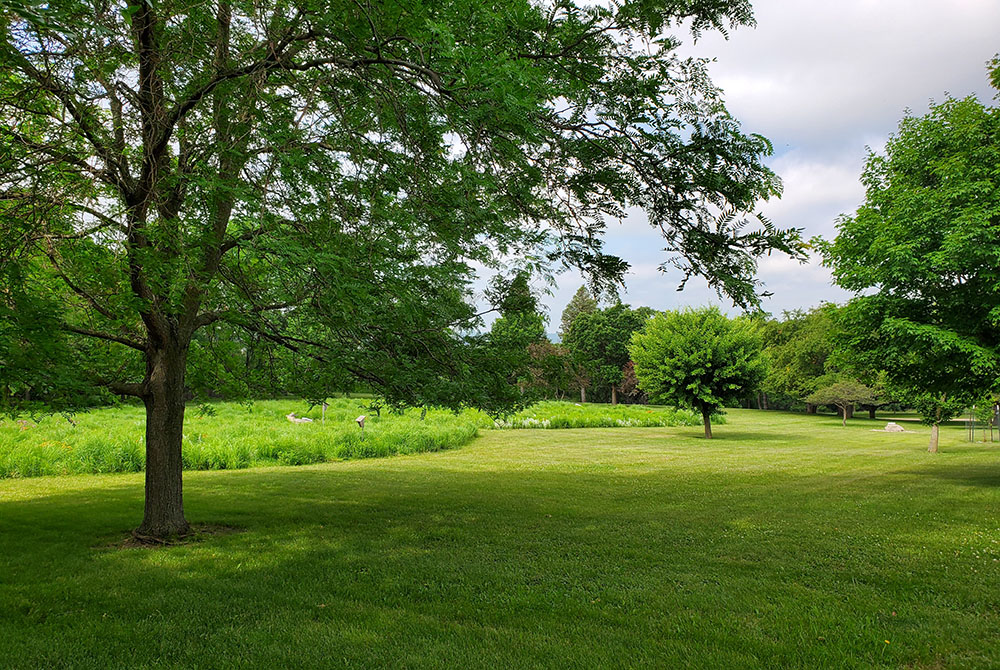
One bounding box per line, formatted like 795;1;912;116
62;324;147;352
98;379;145;398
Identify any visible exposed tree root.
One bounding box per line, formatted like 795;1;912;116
111;524;243;549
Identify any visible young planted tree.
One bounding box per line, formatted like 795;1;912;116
911;393;966;453
819;75;1000;452
629;306;766;438
0;0;803;538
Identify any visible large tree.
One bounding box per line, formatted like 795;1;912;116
563;302;652;404
629;306;766;438
819;80;1000;452
0;0;802;538
488;273;547;396
557;284;599;401
759;305;840;411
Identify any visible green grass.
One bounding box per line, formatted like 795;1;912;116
2;409;999;668
0;399;481;478
0;400;710;478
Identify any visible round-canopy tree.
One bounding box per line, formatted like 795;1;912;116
0;0;803;538
629;306;766;438
819;72;1000;452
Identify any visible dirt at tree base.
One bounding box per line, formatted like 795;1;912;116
104;523;244;550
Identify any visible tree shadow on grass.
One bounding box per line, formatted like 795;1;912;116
697;430;799;445
896;464;1000;488
3;460;999;668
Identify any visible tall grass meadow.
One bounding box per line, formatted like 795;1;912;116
0;399;714;478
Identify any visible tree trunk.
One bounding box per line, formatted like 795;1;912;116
844;405;854;420
839;405;847;428
136;343;192;538
611;385;618;405
761;391;769;410
580;386;586;403
806;403;817;415
868;406;876;420
702;405;713;439
928;423;939;453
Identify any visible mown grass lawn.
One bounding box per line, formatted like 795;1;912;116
1;409;998;668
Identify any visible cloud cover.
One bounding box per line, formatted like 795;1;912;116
538;0;1000;325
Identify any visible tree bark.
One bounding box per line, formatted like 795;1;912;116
136;342;192;538
702;405;713;439
580;386;586;403
868;406;876;420
928;423;939;453
839;404;847;428
806;403;817;414
611;385;617;405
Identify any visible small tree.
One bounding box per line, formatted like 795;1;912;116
806;380;874;428
629;307;766;438
912;392;967;453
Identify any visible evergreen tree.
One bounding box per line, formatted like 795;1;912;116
559;286;598;340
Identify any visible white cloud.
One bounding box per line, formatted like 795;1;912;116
537;0;999;323
686;0;999;155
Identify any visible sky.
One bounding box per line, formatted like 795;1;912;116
528;0;1000;330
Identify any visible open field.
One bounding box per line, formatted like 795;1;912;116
0;400;702;478
2;410;999;668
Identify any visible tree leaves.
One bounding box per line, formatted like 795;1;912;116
2;0;802;413
821;82;1000;420
628;305;765;414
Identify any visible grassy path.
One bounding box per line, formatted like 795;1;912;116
1;410;998;668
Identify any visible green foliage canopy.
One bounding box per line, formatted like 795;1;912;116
0;0;801;535
558;286;598;340
563;303;652;401
759;305;841;407
819;87;1000;432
